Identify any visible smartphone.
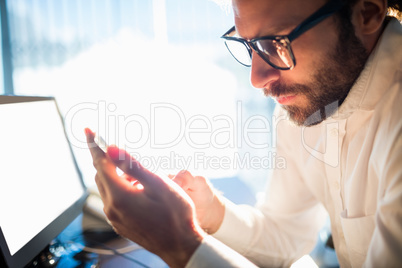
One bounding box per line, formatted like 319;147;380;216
94;135;108;153
94;135;125;176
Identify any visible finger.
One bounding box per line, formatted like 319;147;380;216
172;170;194;190
173;171;211;193
132;181;144;191
95;173;107;199
121;173;142;188
121;173;135;182
86;128;110;196
193;175;213;192
85;128;131;196
85;128;106;163
106;146;163;191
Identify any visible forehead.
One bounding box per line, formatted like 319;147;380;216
232;0;326;38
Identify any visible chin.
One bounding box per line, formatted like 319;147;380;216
285;105;328;127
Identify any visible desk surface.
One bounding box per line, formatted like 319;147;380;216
51;212;168;268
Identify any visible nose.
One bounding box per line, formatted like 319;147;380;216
250;50;280;89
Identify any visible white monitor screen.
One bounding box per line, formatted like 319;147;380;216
0;97;86;262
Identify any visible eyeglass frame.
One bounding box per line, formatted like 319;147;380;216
221;0;346;70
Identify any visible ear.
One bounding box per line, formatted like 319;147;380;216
353;0;387;35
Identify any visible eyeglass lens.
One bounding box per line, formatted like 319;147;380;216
254;39;294;69
224;40;252;66
224;37;294;69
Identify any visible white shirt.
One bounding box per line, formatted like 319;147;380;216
186;18;402;268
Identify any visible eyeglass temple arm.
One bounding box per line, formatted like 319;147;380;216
287;0;345;42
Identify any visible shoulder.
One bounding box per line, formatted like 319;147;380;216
374;77;402;136
369;79;402;182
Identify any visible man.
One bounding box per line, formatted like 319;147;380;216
85;0;402;267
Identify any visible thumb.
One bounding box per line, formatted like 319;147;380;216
172;170;195;191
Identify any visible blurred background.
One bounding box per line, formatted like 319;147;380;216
0;1;340;266
0;0;277;198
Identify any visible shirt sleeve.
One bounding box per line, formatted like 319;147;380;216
212;107;328;267
185;235;258;268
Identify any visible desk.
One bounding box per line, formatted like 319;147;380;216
49;212;169;268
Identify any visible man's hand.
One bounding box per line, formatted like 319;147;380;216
85;128;205;268
171;170;225;234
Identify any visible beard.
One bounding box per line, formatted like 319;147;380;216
269;19;369;126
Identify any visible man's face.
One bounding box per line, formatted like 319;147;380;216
233;0;368;126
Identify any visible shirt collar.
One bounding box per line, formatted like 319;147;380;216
330;18;402;120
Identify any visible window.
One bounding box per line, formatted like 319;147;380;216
2;0;276;197
0;0;12;94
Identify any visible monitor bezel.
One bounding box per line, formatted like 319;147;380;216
0;95;89;268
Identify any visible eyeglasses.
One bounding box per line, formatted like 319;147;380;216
221;0;345;70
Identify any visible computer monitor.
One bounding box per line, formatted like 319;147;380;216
0;96;88;268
